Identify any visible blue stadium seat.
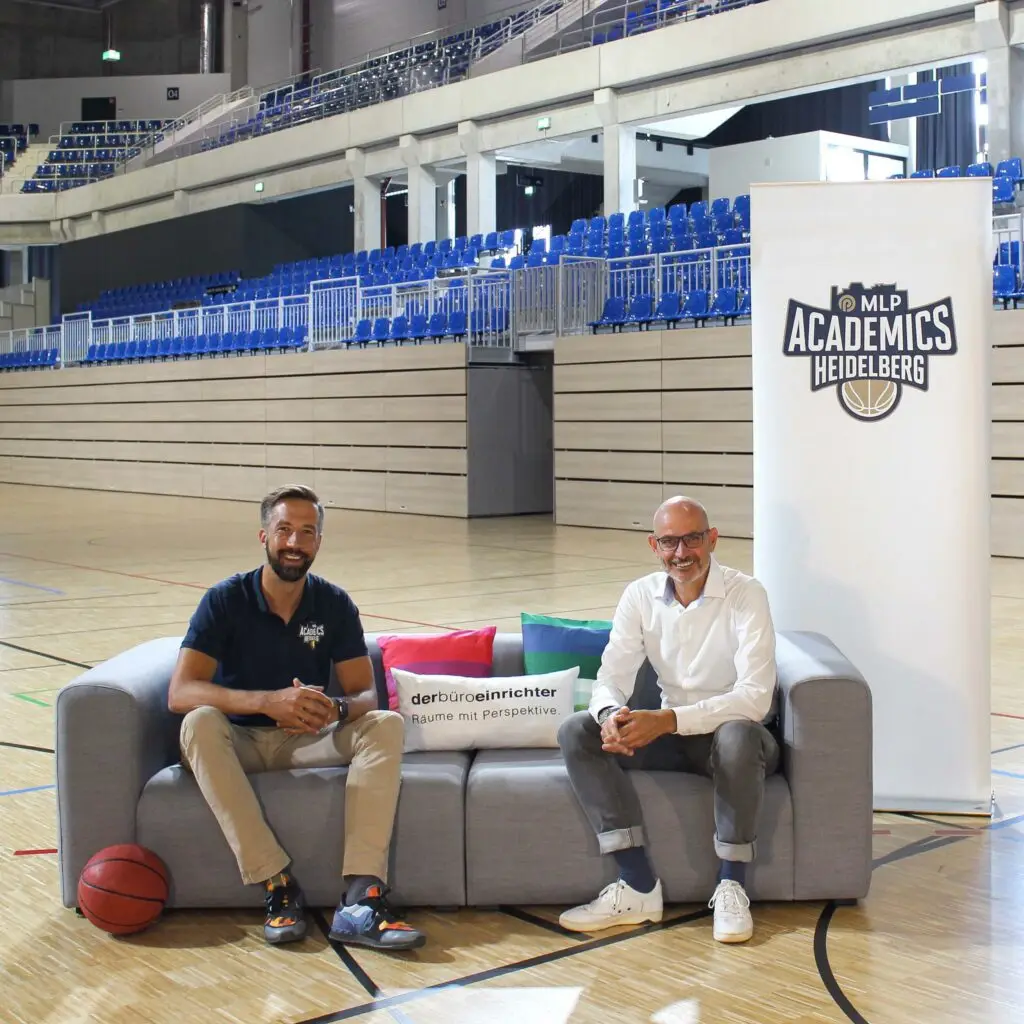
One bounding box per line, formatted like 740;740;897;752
348;319;372;348
390;315;410;344
427;312;448;341
447;309;468;339
997;157;1023;185
910;169;935;179
625;294;655;328
994;265;1023;307
409;314;429;343
371;317;391;345
967;163;993;177
936;165;962;178
738;290;751;319
590;296;627;333
682;289;710;323
706;287;739;324
649;291;682;328
994;176;1016;205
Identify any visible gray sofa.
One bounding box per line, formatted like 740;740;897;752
55;630;873;911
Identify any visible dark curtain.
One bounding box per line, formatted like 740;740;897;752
698;81;888;148
494;166;604;237
915;65;977;172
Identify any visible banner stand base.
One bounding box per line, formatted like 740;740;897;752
874;794;994;816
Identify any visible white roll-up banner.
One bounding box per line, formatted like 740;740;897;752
751;180;991;813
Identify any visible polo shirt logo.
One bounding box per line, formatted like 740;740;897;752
299;622;326;649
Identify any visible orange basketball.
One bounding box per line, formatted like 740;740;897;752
77;844;170;936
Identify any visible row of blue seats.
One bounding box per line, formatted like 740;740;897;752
0;349;59;371
68;120;167;134
0;123;38;137
590;289;749;332
899;157;1023;183
344;308;508;347
81;327;309;364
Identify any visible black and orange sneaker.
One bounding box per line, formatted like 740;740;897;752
264;873;307;944
328;884;425;951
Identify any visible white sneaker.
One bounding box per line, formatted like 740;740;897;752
709;879;753;943
559;879;663;933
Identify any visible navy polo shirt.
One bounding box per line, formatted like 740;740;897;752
181;567;369;727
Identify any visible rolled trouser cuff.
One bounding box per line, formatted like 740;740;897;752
715;835;755;862
597;826;646;854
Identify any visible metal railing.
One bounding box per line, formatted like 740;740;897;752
557;257;607;335
523;0;770;63
605;244;751;308
994;212;1023;274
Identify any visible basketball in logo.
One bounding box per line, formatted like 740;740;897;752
837;293;857;314
840;380;900;421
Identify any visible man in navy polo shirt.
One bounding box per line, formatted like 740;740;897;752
169;484;425;951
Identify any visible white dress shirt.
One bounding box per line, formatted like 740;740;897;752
588;557;777;736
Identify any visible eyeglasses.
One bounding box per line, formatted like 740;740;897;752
653;531;708;552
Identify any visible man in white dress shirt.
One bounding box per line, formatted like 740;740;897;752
557;496;779;944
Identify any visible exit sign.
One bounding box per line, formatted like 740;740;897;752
537;116;551;131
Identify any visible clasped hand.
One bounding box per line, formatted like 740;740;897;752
601;707;674;756
264;678;336;735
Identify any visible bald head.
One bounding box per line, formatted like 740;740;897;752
653;496;710;535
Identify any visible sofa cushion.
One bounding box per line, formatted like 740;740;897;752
376;627;497;710
521;612;613;711
137;751;471;908
465;749;794;906
392;666;578;751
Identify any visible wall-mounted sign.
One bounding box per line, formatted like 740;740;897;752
167;87;180;101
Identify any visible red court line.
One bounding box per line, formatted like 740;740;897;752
993;712;1024;721
872;829;892;835
0;549;451;632
13;848;57;856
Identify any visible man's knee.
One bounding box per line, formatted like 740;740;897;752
180;705;231;754
558;709;602;758
710;719;768;774
355;709;404;754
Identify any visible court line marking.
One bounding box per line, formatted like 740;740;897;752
993;768;1024;780
0;639;91;670
310;910;417;1024
0;740;55;755
0;784;55;797
11;693;49;707
992;741;1024;755
0;577;64;595
498;905;589;941
295;907;713;1024
0;551;452;632
14;848;57;856
817;833;972;1024
993;711;1024;721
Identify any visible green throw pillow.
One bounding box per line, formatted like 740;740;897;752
521;612;613;712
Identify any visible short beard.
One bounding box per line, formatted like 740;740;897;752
266;544;312;583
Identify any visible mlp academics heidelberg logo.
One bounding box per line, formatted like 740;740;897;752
783;282;957;421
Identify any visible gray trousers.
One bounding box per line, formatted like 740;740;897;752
557;711;780;863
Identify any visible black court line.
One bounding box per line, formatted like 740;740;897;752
296;906;713;1024
498;905;589;941
0;740;54;755
992;741;1024;755
818;831;973;1023
310;910;417;1024
814;903;870;1024
893;811;977;831
0;639;91;671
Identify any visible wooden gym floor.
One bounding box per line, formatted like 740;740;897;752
2;481;1023;1024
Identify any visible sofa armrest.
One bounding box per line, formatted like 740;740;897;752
55;636;185;907
776;631;873;901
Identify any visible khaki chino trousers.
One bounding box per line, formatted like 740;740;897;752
180;705;404;885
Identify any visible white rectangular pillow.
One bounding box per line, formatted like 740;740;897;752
391;666;579;752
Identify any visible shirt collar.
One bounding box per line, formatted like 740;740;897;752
659;557;726;605
249;566;315;618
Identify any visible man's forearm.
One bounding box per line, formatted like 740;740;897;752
343;686;379;723
169;678;270;717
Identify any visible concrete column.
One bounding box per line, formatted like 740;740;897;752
347;148;381;254
887;74;918;174
435;177;456;241
986;46;1024;167
977;2;1024;167
401;135;438;245
459;120;497;238
594;89;636;216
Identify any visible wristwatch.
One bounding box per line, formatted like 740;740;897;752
332;696;350;725
597;707;617;724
